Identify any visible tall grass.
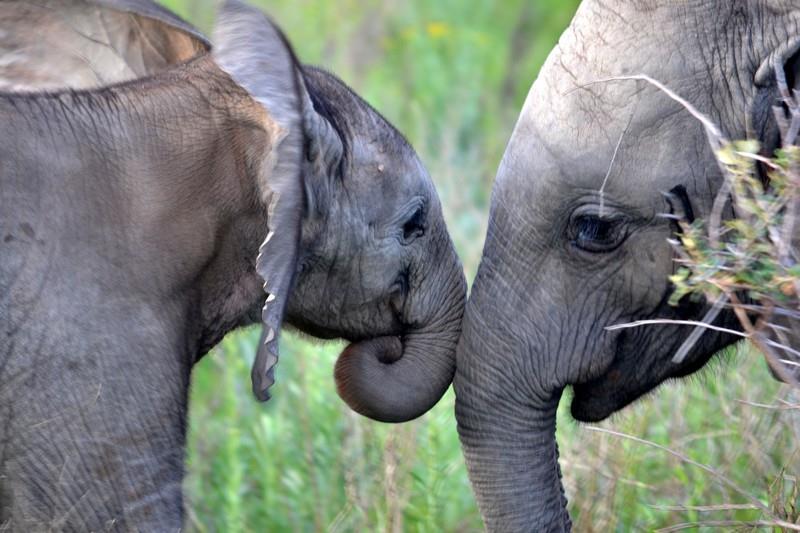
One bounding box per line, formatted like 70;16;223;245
157;0;800;530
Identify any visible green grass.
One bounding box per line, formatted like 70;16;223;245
153;1;800;530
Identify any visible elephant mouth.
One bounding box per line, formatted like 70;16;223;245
569;328;661;422
570;372;639;423
569;329;721;423
567;331;634;422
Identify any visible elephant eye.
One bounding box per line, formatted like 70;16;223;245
571;215;625;253
402;206;425;243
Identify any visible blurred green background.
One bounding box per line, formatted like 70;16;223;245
159;1;800;531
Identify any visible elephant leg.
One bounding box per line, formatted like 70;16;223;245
1;348;190;532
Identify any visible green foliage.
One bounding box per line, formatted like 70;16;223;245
156;1;800;531
671;140;800;310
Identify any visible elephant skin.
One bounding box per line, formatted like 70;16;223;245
0;0;466;530
455;1;800;531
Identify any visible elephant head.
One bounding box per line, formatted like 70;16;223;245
455;1;800;529
214;1;466;422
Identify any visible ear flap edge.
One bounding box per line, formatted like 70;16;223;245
213;0;306;401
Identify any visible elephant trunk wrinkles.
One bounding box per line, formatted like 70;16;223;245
334;255;466;423
454;302;570;532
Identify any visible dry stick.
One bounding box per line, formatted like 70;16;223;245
583;426;795;528
649;503;759;512
729;292;800;387
605;317;746;338
767;323;800;361
657;520;800;532
747;305;800;320
599;112;635;217
568;74;725;146
672;294;728;364
735;399;800;410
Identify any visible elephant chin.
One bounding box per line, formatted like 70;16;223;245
571;362;656;423
571;333;726;422
570;383;622;423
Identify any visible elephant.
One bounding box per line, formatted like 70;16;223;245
0;0;465;530
454;1;800;530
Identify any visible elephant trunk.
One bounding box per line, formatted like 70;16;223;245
334;258;466;423
454;289;570;531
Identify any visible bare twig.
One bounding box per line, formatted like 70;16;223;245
672;294;728;363
605;318;746;338
569;74;726;147
583;426;786;523
729;292;800;387
648;503;759;512
599;112;635;217
735;399;800;410
656;520;800;532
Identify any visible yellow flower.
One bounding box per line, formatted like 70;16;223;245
426;22;450;39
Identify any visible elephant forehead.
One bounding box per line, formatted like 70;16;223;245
346;146;435;214
494;80;711;218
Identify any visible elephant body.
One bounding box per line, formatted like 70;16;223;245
0;37;260;533
456;1;800;530
0;1;465;529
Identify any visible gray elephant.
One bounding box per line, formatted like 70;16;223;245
455;1;799;530
0;0;465;530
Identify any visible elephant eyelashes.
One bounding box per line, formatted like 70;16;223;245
571;214;625;253
402;206;426;243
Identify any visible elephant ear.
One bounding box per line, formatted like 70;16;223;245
754;38;800;144
0;0;208;91
213;0;305;401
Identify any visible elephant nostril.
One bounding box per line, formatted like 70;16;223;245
375;336;404;364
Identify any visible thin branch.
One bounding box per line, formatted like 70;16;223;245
605;318;746;338
648;503;759;512
733;150;781;171
599;112;634;217
735;399;800;410
672;294;728;364
569;74;726;147
657;520;800;532
729;293;800;387
708;175;732;251
583;426;784;523
765;338;800;361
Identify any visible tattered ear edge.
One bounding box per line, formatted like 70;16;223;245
250;36;306;403
252;187;301;401
213;0;307;401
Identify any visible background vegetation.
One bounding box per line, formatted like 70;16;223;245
158;0;800;530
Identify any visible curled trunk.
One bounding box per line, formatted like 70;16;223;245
334;263;466;423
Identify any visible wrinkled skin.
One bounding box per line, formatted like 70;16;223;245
455;1;800;530
0;0;465;530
